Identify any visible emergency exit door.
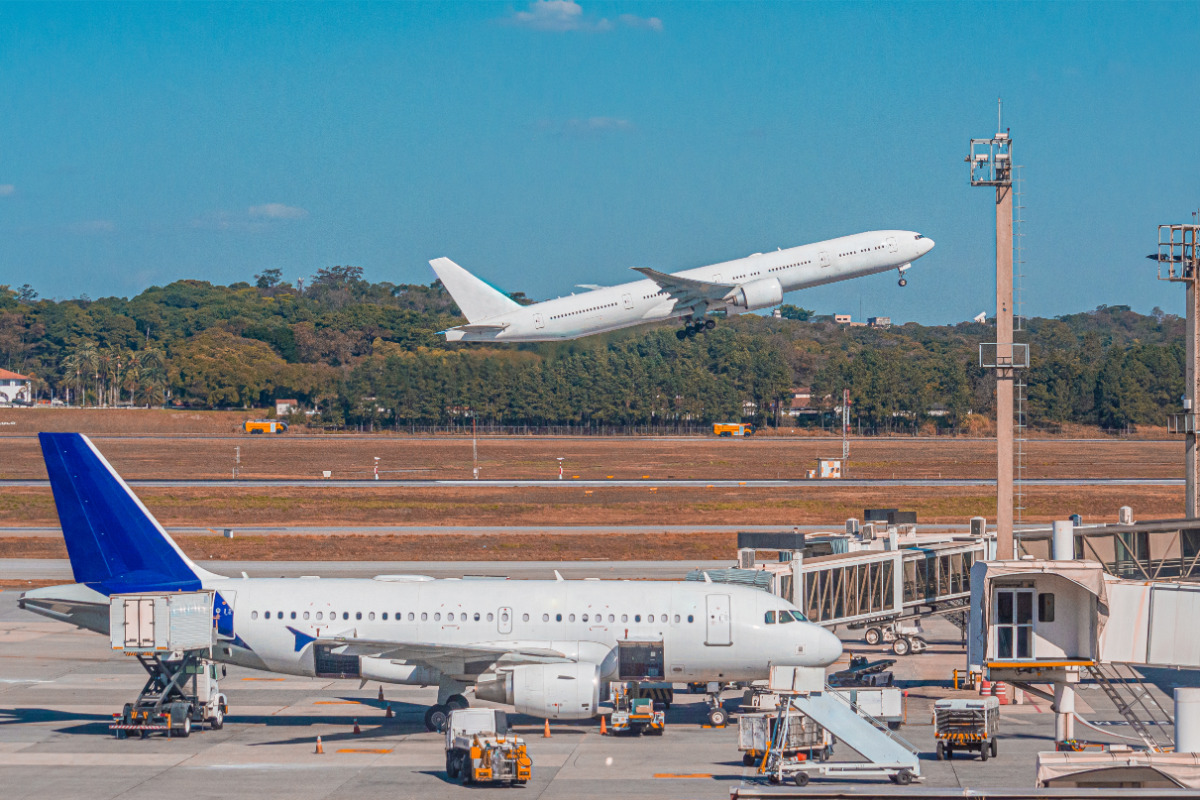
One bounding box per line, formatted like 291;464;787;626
706;594;731;646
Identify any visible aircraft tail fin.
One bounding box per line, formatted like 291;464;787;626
38;433;212;593
429;257;521;323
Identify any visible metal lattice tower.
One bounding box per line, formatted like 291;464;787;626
1156;222;1200;518
1013;167;1027;528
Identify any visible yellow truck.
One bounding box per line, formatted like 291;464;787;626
445;709;532;785
713;422;755;437
243;420;288;434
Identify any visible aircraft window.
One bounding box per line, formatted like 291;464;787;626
342;612;349;620
434;612;441;621
381;613;387;620
621;614;628;622
475;613;481;621
369;612;376;621
501;611;509;623
421;612;428;621
291;611;297;620
634;614;641;623
278;611;283;619
543;613;550;622
316;611;323;620
688;615;694;623
408;612;415;621
765;611;776;624
648;614;655;623
556;613;562;622
522;613;530;622
487;612;494;621
779;610;795;624
304;611;310;620
608;614;615;622
674;614;680;623
251;611;259;620
582;613;588;622
447;612;455;621
264;611;271;619
569;614;575;622
355;612;362;620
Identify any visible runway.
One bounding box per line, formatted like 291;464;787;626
0;477;1183;488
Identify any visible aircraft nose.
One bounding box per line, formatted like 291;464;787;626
920;237;935;255
817;629;844;666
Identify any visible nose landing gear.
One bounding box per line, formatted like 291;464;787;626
897;267;908;287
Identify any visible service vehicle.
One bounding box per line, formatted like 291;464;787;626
739;710;831;766
934;697;1000;761
608;681;665;736
444;708;532;785
713;422;754;437
243;419;288;434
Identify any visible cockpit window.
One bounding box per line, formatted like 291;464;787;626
914;234;925;239
778;610;796;624
764;610;776;624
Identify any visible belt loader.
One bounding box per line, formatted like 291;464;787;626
445;708;532;785
608;681;666;736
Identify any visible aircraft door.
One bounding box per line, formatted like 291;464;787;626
498;607;513;635
622;293;633;310
705;594;732;646
819;251;831;268
214;590;236;638
886;237;897;253
533;313;545;329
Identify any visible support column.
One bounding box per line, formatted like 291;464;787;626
1188;279;1199;518
996;184;1014;557
1054;682;1076;744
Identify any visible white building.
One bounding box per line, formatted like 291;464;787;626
0;369;31;404
275;398;298;416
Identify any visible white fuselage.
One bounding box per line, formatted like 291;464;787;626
443;230;933;342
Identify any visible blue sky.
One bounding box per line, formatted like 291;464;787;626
1;1;1197;324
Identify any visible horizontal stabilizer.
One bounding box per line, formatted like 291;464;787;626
429;257;521;323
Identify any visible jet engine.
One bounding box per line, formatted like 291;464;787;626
727;277;783;312
475;663;600;719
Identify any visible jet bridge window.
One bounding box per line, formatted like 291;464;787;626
1038;593;1055;622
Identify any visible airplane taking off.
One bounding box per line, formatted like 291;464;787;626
432;230;934;342
21;433;843;731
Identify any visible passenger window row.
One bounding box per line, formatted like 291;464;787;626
550;301;618;321
249;610;699;624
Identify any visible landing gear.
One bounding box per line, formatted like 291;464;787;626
676;318;716;339
425;704;451;732
898;278;907;287
445;694;469;711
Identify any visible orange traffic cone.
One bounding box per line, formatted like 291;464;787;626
980;678;992;697
600;715;607;735
385;704;394;719
315;736;324;754
378;685;384;702
353;719;362;735
543;719;551;738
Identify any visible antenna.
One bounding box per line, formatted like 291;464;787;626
998;97;1003;132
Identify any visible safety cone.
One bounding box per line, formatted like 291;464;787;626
980;678;992;697
600;715;608;735
315;736;324;754
543;719;551;738
353;719;362;735
385;704;394;719
378;685;384;702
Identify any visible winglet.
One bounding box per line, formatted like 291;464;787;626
703;571;712;583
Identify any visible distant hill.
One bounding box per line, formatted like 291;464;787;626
0;276;1183;432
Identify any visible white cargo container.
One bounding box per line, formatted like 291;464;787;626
831;686;905;728
109;591;214;653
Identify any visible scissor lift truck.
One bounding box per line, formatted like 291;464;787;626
608;682;666;736
934;697;1000;761
107;592;227;739
445;708;532;786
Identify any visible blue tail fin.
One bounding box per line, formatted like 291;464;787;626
39;432;204;594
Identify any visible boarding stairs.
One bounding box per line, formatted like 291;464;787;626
1084;663;1175;752
786;686;920;772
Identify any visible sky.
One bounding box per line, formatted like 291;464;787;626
1;1;1198;325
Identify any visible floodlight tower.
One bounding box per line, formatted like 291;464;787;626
1156;222;1200;517
968;108;1027;558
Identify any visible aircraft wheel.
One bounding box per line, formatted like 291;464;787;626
676;329;687;340
704;319;716;330
898;278;907;287
707;707;728;727
864;627;882;646
425;704;450;732
891;637;911;656
686;326;698;338
446;694;469;710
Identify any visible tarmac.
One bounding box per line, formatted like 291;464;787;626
0;568;1185;800
0;478;1182;488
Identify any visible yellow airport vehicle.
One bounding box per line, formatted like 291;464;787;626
445;708;532;785
713;422;754;437
934;697;1000;761
608;682;666;736
243;419;288;434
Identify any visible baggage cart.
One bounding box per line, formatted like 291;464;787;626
934;697;1000;760
738;710;831;766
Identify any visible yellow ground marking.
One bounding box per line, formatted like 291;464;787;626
336;748;393;754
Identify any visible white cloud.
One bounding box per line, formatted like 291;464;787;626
68;219;116;234
249;202;308;220
0;184;14;196
508;1;660;32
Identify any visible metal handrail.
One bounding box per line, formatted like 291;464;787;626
820;684;920;755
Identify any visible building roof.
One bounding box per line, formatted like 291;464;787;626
276;398;298;404
0;369;30;380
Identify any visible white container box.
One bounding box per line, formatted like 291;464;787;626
109;591;214;653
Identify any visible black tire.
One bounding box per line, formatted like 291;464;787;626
990;739;998;758
707;707;728;727
946;745;953;760
793;773;810;787
176;716;191;738
980;741;990;761
704;319;716;330
425;704;450;732
209;707;224;730
767;774;781;785
446;694;469;711
894;769;914;786
936;741;944;761
742;753;756;767
892;637;911;656
898;278;907;287
686;327;697;338
676;330;687;340
865;627;882;646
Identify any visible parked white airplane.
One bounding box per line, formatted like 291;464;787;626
432;230;934;342
21;433;843;731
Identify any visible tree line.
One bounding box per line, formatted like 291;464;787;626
0;269;1185;432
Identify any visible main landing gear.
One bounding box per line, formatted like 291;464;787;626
676;318;717;340
424;692;470;732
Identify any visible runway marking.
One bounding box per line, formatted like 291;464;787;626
653;773;712;778
242;677;285;681
313;700;363;705
337;748;393;754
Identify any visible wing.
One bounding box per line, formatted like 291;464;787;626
446;322;510;333
632;267;737;313
318;635;572;676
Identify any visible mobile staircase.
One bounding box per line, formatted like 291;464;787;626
1084;663;1175;752
764;682;921;787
